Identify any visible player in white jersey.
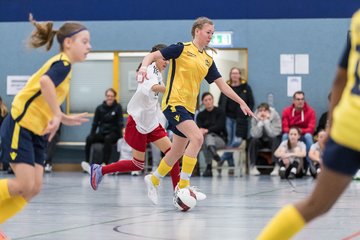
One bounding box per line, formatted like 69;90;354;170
127;61;166;134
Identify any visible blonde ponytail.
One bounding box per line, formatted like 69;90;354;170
27;13;57;51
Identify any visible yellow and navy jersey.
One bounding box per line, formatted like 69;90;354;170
11;53;72;135
331;10;360;151
160;42;221;114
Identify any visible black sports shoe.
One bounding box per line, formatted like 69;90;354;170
202;168;213;177
288;172;296;179
279;166;286;179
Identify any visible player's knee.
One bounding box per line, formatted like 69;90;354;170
16;179;35;197
191;133;204;148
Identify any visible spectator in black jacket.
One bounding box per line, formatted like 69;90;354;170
0;96;9;172
218;67;254;175
196;92;227;177
314;93;331;137
82;88;123;172
0;96;7;127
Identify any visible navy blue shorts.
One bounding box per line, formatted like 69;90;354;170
163;105;194;138
0;115;47;166
323;137;360;176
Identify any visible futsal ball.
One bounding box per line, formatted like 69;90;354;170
173;188;197;212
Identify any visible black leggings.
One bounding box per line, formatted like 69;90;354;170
85;132;120;164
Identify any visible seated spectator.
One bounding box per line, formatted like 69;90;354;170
314;93;331;137
44;124;61;173
0;96;7;127
282;91;316;173
275;127;306;179
81;88;123;173
218;67;254;175
0;96;9;172
196;92;227;177
249;103;281;167
308;129;326;178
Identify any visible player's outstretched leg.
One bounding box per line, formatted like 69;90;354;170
90;164;103;190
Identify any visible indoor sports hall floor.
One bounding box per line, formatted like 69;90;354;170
1;171;359;240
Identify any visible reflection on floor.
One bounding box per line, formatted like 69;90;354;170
1;171;359;240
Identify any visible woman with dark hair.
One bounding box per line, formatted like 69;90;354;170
274;127;306;179
0;96;9;172
0;96;8;127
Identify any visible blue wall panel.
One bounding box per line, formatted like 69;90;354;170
0;17;351;142
0;0;359;22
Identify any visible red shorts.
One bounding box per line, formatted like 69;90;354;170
124;115;168;152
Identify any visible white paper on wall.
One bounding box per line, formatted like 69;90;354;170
287;76;302;97
7;75;30;95
295;54;309;74
280;54;294;75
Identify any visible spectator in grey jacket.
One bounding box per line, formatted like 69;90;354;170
248;103;281;166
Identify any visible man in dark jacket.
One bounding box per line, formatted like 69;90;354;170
196;92;227;177
82;88;123;172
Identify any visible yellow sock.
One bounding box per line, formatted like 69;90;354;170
0;195;27;224
0;179;10;201
151;159;172;186
179;155;197;189
257;204;305;240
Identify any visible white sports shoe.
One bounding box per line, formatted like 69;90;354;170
44;164;52;173
144;174;159;205
81;161;91;174
175;184;206;201
189;186;207;201
131;171;141;176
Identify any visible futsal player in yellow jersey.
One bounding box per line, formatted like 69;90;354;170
0;14;91;238
257;10;360;240
137;17;255;204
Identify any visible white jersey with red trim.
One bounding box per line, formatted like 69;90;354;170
127;62;165;134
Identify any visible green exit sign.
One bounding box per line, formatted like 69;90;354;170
210;31;233;47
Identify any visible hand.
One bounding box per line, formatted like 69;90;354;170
199;128;208;135
61;112;89;126
240;103;257;120
136;66;148;83
256;112;264;121
257;120;264;127
43;115;61;142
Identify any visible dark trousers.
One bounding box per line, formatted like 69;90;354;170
44;132;60;165
85;132;120;165
248;136;280;166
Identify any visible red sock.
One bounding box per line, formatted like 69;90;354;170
170;160;180;189
101;158;144;175
162;147;180;190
